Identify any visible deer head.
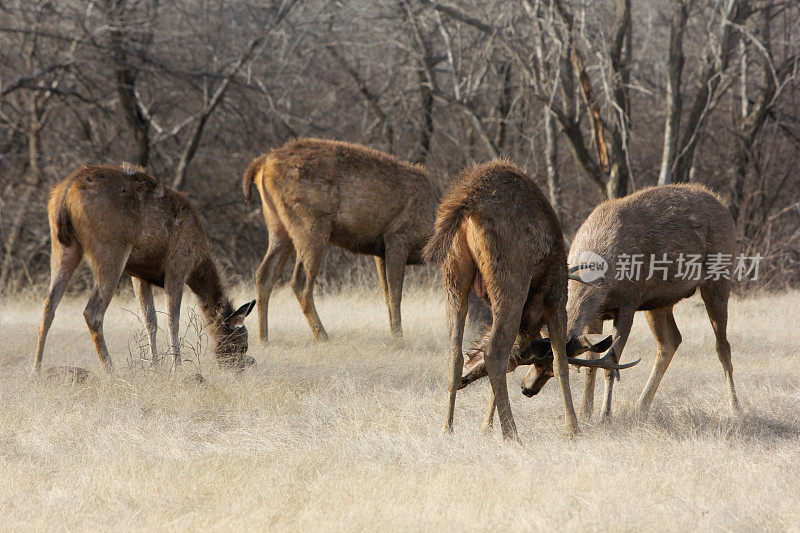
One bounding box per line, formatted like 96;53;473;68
459;332;638;394
212;300;256;370
520;335;640;397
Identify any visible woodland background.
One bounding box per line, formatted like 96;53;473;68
1;0;799;294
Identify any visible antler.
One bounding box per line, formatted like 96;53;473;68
568;264;592;283
566;353;641;371
566;336;640;380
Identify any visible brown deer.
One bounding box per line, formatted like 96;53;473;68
558;184;742;420
423;161;634;440
243;138;440;342
461;184;739;421
34;163;256;374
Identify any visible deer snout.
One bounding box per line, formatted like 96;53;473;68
521;364;554;397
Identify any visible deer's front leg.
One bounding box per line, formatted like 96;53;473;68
580;319;604;421
132;278;159;366
600;310;635;420
164;273;185;371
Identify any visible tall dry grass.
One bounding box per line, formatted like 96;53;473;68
1;284;799;530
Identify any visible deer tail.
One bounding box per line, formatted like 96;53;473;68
242;156;265;204
422;199;470;265
52;187;73;246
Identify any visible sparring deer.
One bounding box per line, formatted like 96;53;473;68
34;163;256;374
558;184;742;420
463;185;740;421
243;138;440;342
423;161;635;440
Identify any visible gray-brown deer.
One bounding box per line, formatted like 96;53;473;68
243;138;440;342
461;184;739;421
423;161;634;440
558;184;741;420
34;163;255;374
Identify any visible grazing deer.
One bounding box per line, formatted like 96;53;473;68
243;138;440;342
560;184;742;420
423;161;635;440
34;163;256;374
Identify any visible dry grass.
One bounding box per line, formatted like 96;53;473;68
1;285;799;531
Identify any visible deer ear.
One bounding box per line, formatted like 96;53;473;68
227;300;256;329
566;334;613;356
515;338;554;365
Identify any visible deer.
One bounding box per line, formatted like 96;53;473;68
422;160;636;440
34;163;256;375
242;137;441;343
562;184;742;420
460;184;741;422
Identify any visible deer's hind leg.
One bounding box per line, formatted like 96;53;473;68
483;297;526;441
255;226;293;343
83;245;132;372
544;302;579;435
636;306;681;416
443;236;474;434
383;236;409;337
481;390;497;433
34;240;84;374
132;278;159;366
700;280;740;412
289;221;331;342
375;256;392;328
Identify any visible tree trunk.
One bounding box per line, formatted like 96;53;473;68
544;106;562;223
0;97;43;293
658;0;691;185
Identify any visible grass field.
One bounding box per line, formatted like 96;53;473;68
1;284;799;530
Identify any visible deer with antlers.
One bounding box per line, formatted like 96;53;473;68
563;184;741;420
460;184;740;422
423;161;636;440
243;138;441;342
34;163;256;374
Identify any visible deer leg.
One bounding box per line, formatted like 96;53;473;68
290;231;329;342
579;319;604;421
374;256;392;325
83;246;131;372
163;271;185;370
599;309;635;420
636;307;681;416
132;277;159;366
483;309;523;441
383;239;408;337
481;390;496;433
545;305;579;435
443;272;471;434
700;281;740;412
255;231;293;344
33;242;83;374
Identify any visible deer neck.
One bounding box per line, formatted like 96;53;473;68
187;258;233;330
567;287;602;338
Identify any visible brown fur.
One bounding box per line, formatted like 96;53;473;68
425;160;578;440
517;184;740;420
34;164;255;374
244;137;441;342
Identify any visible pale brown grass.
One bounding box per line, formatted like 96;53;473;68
1;286;799;531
